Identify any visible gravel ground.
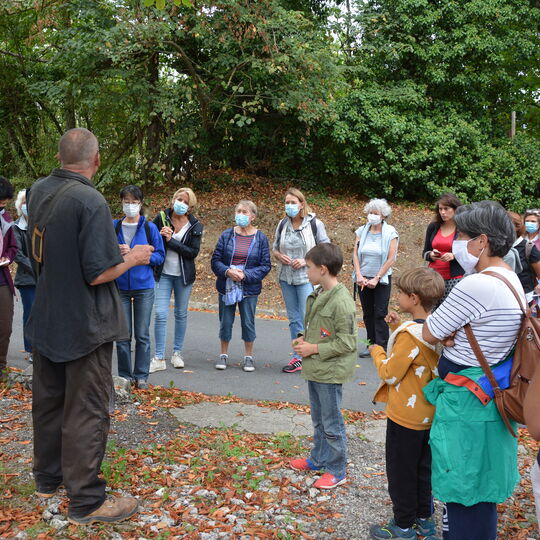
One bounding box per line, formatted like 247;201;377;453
1;383;538;539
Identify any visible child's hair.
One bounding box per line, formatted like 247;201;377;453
305;243;342;276
396;267;445;311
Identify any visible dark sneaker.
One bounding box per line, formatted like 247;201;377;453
282;357;302;373
414;516;436;536
136;380;149;390
68;496;138;525
215;354;228;370
289;457;322;472
370;520;417;539
242;356;255;372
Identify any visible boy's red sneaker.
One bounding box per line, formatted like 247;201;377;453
289;458;321;471
313;472;347;489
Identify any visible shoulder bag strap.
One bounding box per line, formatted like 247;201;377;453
464;323;517;437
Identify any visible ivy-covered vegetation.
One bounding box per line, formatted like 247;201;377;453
1;0;539;208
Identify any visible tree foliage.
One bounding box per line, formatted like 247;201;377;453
0;0;538;209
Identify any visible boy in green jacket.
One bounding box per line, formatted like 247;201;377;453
289;243;357;489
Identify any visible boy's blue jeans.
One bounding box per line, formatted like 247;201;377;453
308;380;347;478
154;274;193;358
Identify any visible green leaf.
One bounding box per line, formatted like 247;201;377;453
155;0;166;9
143;0;154;6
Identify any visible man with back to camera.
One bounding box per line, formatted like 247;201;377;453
26;128;153;524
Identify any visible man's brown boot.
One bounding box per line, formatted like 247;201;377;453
68;496;139;525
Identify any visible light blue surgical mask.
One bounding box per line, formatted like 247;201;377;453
235;213;250;227
285;203;300;218
21;204;28;216
173;200;189;215
525;222;539;234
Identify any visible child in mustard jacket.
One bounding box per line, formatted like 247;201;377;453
369;267;445;540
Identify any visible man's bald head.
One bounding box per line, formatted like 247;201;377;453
58;128;99;168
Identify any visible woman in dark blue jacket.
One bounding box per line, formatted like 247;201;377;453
113;185;165;388
211;200;271;373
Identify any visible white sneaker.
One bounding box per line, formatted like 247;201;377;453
171;351;184;369
149;357;166;373
215;354;228;370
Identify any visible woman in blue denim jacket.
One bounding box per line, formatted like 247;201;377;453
113;185;165;388
211;200;271;373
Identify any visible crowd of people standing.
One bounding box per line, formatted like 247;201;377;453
0;127;538;537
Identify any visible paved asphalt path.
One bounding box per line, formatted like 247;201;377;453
8;300;383;412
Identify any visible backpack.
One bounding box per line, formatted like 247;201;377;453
114;218;151;245
464;270;540;437
276;216;318;246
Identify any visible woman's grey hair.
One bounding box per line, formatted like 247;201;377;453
454;201;515;257
237;200;258;216
364;198;392;218
15;189;26;216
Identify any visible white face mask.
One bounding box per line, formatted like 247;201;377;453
452;237;483;274
367;213;382;225
123;203;141;218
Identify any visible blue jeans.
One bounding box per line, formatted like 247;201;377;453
18;285;36;353
116;288;154;382
280;280;314;355
308;380;347;478
218;294;258;343
154;274;193;359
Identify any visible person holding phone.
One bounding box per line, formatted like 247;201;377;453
422;193;464;307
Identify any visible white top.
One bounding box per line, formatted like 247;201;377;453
426;267;525;367
359;231;383;278
162;222;190;276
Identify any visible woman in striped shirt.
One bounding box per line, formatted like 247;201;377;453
211;200;271;372
422;201;524;540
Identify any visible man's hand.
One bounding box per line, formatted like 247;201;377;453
127;244;153;266
385;311;401;326
118;244;130;256
293;339;318;357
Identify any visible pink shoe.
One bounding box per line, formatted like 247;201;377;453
313;472;347;489
289;458;322;471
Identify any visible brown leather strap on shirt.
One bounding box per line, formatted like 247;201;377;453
464;323;517;437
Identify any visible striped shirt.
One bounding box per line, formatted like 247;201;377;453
232;234;255;266
426;267;525;367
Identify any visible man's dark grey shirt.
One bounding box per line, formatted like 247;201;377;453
26;168;128;362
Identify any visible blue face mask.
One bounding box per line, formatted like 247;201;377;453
173;200;189;215
525;222;539;234
285;203;300;218
21;204;28;216
235;213;250;227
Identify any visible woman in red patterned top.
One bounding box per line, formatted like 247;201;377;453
422;193;464;306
